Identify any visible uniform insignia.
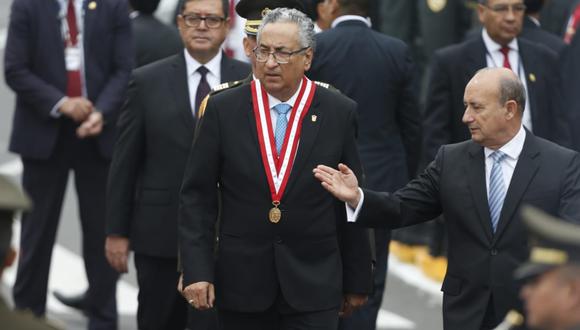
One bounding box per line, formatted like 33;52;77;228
88;1;97;10
314;80;341;93
311;115;317;122
197;80;245;119
427;0;446;13
529;73;536;82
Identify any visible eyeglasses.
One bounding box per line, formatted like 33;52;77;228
180;14;226;28
484;3;527;15
253;46;310;64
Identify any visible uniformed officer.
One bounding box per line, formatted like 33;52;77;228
0;175;63;329
515;206;580;330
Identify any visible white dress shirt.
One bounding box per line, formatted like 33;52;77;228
184;49;222;114
482;29;532;131
331;15;372;29
348;126;527;223
484;125;526;197
51;0;87;117
267;79;302;128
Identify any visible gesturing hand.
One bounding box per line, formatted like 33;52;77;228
313;163;361;208
182;282;215;310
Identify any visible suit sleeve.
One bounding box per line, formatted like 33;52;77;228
179;97;221;286
395;45;422;178
93;0;133;119
3;1;66;119
105;74;145;237
422;52;453;164
337;105;373;295
357;146;444;228
558;153;580;223
544;50;572;148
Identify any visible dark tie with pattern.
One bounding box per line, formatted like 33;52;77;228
194;66;210;114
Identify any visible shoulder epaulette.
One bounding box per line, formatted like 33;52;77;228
197;80;244;119
314;80;340;93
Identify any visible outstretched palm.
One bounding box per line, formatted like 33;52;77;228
313;163;360;208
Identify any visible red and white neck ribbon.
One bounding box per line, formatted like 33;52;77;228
251;77;316;202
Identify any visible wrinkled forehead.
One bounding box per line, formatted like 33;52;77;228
258;22;301;49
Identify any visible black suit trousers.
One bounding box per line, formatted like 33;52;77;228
13;120;118;330
218;294;339;330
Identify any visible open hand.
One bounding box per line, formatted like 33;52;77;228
313;163;361;208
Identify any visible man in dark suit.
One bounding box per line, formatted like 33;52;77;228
131;0;183;67
520;0;566;55
3;0;132;328
307;0;421;328
179;8;372;329
562;3;580;151
104;0;249;329
314;68;580;330
423;0;570;166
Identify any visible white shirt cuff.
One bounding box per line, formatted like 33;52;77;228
50;97;67;118
345;188;364;223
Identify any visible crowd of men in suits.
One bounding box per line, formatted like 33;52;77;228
2;0;580;329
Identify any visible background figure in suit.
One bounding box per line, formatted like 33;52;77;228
105;0;249;329
4;0;132;328
519;0;566;55
561;2;580;151
423;0;570;168
307;0;421;328
131;0;183;68
179;8;372;329
315;68;580;330
52;0;185;311
516;207;580;330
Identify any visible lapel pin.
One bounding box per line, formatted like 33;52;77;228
311;115;317;122
529;73;536;82
88;1;97;10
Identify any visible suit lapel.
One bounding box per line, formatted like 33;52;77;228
467;142;494;242
466;37;488;79
493;132;540;243
220;54;236;83
284;90;323;197
82;0;96;54
169;54;196;129
519;40;539;125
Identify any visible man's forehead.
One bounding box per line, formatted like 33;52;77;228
259;23;300;47
486;0;524;5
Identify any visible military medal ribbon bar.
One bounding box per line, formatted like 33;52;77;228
251;77;316;223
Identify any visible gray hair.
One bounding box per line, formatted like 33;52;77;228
257;8;315;50
498;75;526;113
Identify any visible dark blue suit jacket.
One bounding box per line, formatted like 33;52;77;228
4;0;133;159
308;19;422;191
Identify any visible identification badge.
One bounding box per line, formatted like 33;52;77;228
65;46;82;71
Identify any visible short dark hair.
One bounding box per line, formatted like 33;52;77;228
130;0;161;15
180;0;229;18
338;0;368;16
498;75;526;113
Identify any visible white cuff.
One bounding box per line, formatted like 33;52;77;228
50;97;67;118
345;188;364;223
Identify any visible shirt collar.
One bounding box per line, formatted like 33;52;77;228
484;125;526;160
482;28;519;53
331;15;372;29
267;79;303;110
527;15;540;27
184;49;222;78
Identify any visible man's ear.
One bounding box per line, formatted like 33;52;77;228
505;100;519;119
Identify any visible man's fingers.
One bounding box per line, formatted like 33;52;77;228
208;284;215;308
337;163;352;175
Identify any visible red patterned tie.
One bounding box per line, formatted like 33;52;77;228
66;0;82;97
500;46;512;70
564;4;580;44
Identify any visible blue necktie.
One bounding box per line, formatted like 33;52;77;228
488;151;507;233
274;104;292;154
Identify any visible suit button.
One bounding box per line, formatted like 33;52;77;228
491;249;498;256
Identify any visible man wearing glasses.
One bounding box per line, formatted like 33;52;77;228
423;0;570;177
179;7;372;329
104;0;249;329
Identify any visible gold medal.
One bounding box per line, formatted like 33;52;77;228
269;201;281;223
